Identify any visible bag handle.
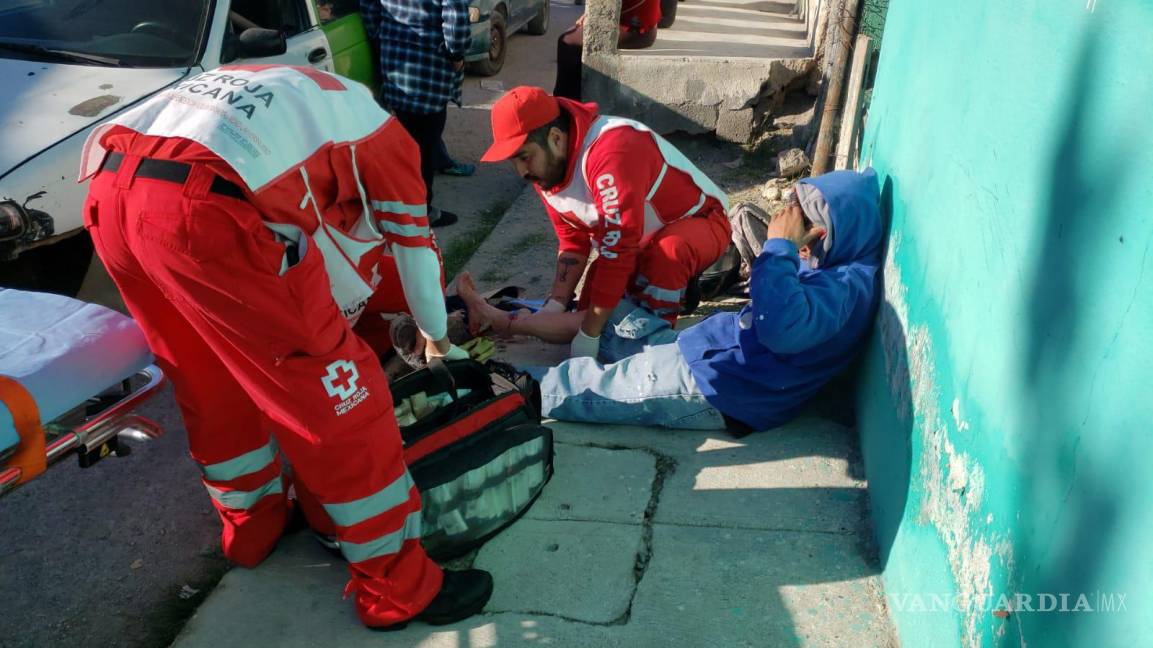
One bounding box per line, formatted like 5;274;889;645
427;358;458;402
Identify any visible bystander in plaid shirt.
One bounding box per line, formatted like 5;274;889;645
360;0;472;114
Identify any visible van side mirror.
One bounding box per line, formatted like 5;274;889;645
237;28;287;58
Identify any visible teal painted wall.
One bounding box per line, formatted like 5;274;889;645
855;1;1153;647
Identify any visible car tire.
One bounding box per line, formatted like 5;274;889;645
659;0;678;28
524;0;549;35
0;231;94;297
469;8;508;77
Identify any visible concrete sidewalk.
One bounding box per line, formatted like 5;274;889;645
173;413;893;648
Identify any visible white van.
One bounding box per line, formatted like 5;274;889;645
0;0;346;296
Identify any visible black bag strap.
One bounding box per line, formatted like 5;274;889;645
427;358;458;402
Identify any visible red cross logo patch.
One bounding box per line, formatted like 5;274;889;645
321;360;359;401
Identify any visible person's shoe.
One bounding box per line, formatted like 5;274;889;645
370;569;494;631
680;275;701;316
429;208;459;227
438;161;476;177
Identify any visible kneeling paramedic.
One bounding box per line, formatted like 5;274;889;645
480;86;733;358
79;65;490;629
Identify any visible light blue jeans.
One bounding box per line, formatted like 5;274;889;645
534;300;727;430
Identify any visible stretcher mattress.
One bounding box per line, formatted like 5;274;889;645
0;289;153;455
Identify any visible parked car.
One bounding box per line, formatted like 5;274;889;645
0;0;547;297
465;0;550;76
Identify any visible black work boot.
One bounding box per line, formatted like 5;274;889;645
680;275;702;316
371;569;494;631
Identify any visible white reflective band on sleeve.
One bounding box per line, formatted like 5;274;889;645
200;441;277;482
642;283;685;304
683;192;708;218
378;220;430;239
371;200;428;218
645;163;669;201
204;476;283;510
339;510;423;563
322;471;415;527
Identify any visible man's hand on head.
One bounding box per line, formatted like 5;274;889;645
766;202;825;251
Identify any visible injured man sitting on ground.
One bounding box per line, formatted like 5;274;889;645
459;169;883;434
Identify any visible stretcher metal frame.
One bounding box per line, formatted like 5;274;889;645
0;364;166;496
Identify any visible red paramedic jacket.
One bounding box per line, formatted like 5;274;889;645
536;99;728;309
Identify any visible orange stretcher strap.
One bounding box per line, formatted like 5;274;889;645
0;375;48;484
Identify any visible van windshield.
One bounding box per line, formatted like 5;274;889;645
0;0;212;68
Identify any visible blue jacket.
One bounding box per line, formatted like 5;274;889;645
677;169;883;431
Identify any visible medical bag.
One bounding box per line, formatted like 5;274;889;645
391;359;553;559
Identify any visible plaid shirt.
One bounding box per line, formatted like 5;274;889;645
360;0;471;114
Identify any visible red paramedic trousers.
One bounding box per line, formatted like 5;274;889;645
84;157;441;627
579;205;732;323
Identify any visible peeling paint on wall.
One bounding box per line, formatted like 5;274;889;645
882;235;1014;648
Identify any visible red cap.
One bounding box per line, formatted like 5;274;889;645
480;86;561;162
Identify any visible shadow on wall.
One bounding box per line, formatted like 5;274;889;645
854;174;912;569
1011;21;1141;647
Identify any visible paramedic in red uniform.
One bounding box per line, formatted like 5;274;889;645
478;86;732;358
78;65;491;630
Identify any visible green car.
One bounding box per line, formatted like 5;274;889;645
320;0;550;82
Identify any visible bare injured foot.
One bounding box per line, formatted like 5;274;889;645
457;271;529;337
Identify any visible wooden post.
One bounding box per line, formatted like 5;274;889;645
810;0;861;176
834;34;872;170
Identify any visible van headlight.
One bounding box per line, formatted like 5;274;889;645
469;6;480;22
0;201;26;241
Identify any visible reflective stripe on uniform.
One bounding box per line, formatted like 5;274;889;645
204;475;283;510
646;163;669;201
642;283;685;304
371;200;427;218
339;510;423;563
683;192;708;218
201;441;277;482
378;220;430;239
322;471;414;528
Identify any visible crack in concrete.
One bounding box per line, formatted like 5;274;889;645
480;441;677;628
480;439;867;629
565;441;677;627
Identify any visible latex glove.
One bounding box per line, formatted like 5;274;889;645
540;298;567;314
427;342;469;362
460;337;496;363
569;329;601;359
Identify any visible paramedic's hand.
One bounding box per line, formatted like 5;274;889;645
569;329;600;359
540;298;567;314
461;337;496;363
767;202;825;250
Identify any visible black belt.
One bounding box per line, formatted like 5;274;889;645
102;152;246;201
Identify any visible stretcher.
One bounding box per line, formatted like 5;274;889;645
0;288;165;496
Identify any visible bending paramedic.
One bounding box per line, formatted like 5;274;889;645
79;65;490;630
